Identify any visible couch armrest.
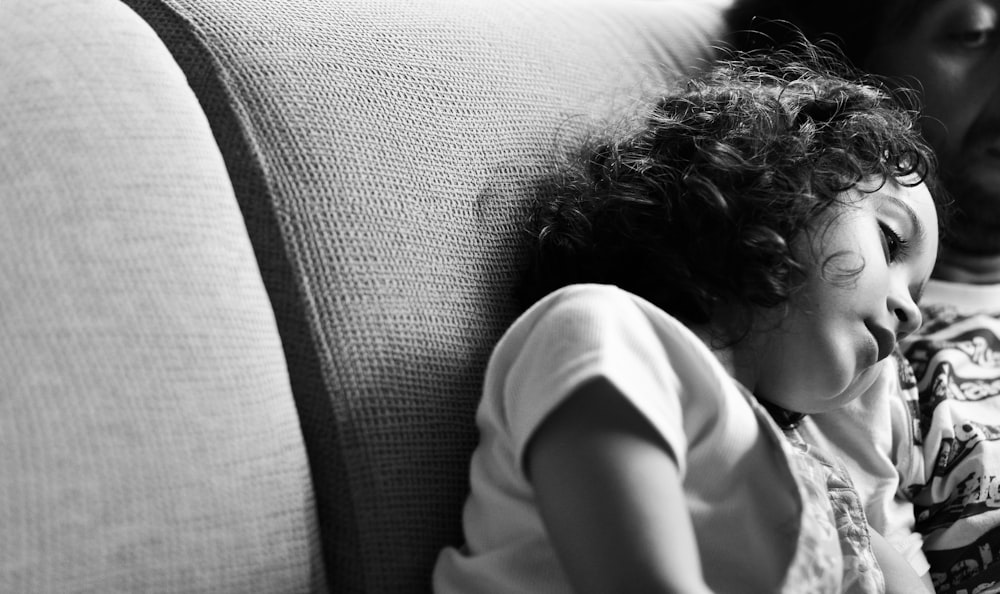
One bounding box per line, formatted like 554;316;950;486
0;0;325;591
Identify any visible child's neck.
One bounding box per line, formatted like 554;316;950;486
693;323;804;429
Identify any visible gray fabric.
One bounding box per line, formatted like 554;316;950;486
120;0;727;591
0;0;325;591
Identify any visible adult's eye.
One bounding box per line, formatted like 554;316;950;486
946;4;998;49
949;26;996;48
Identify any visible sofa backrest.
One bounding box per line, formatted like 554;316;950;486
120;0;729;591
0;0;326;592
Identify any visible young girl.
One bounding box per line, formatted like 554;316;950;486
434;51;942;593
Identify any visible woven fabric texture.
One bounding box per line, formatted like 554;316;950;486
121;0;727;591
0;0;325;591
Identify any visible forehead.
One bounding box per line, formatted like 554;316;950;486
846;176;938;229
882;0;996;32
881;0;945;30
861;174;934;204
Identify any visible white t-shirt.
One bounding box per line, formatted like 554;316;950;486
433;284;843;593
799;353;930;575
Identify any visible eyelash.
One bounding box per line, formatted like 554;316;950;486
879;222;909;263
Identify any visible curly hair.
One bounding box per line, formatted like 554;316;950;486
518;49;937;340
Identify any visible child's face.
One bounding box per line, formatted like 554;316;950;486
751;175;939;414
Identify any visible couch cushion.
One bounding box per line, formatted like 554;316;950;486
0;0;325;591
119;0;728;591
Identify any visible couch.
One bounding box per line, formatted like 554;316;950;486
0;0;729;591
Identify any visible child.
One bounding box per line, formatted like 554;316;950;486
725;4;1000;591
433;51;942;593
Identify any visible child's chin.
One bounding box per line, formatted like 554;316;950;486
829;363;884;407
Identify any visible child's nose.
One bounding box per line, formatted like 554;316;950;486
889;290;922;340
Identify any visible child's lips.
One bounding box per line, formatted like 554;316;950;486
868;325;896;365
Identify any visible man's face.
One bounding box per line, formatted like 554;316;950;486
867;0;1000;255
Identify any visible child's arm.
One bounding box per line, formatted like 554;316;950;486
525;377;712;594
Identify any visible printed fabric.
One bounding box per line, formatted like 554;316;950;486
898;284;1000;594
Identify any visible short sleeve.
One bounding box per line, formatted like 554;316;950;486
500;286;690;476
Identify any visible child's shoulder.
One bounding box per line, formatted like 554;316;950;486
508;283;716;372
528;283;632;308
520;283;683;334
